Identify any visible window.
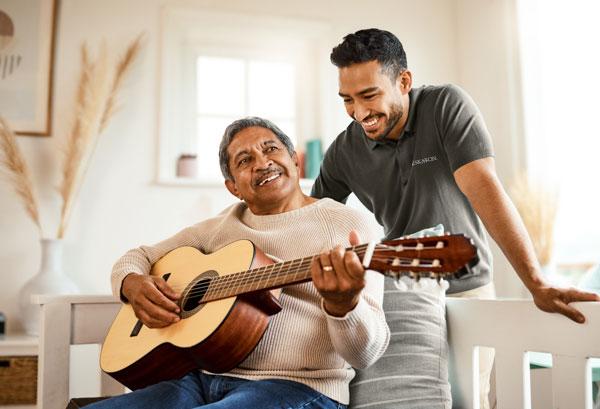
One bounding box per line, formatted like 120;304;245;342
193;55;296;181
518;0;600;264
158;7;332;185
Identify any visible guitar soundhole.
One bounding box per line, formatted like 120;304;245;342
179;270;218;319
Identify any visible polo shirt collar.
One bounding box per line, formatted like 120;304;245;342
364;86;422;149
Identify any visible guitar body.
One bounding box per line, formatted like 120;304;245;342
100;240;281;390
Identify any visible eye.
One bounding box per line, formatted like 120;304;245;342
364;94;376;100
266;146;279;153
343;98;352;104
238;157;249;167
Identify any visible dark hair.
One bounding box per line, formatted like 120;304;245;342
330;28;407;81
219;117;295;180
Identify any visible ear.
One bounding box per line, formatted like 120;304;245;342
225;179;242;200
397;70;413;95
292;151;299;168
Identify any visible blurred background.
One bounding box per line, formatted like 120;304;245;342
1;0;600;336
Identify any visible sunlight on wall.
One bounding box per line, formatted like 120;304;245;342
518;0;600;263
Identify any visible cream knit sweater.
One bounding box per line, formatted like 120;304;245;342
111;198;390;404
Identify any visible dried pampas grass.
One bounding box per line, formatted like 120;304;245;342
57;35;143;238
100;34;143;132
0;35;142;239
510;172;558;266
0;117;42;234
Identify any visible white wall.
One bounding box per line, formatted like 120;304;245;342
454;0;530;298
0;0;524;334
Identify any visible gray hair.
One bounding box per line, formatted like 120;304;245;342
219;117;295;180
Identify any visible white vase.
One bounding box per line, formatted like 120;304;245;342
18;238;80;335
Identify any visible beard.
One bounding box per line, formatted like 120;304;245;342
371;102;404;141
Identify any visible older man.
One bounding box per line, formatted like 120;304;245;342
88;117;389;409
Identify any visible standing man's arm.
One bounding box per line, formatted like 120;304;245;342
454;157;600;323
311;138;351;202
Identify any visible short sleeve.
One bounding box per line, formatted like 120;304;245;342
435;84;494;172
310;137;352;203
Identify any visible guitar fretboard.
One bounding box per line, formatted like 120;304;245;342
200;244;369;303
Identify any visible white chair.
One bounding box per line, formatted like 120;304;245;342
447;298;600;409
35;295;123;409
35;295;600;409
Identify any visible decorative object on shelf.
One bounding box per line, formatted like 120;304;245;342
176;153;198;178
510;172;558;281
304;138;322;180
0;35;143;335
0;311;5;335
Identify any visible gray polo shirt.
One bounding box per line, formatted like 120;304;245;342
311;84;493;294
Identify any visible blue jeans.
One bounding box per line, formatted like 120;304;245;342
86;371;346;409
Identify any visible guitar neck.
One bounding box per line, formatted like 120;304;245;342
201;244;370;303
198;233;476;303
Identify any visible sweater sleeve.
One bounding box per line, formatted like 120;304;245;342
323;270;389;369
110;224;205;298
316;204;390;368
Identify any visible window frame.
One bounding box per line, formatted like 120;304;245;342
158;6;332;186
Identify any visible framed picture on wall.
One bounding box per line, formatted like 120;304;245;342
0;0;57;136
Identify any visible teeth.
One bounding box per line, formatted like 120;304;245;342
258;174;279;186
363;117;378;127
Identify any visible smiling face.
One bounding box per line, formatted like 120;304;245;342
338;60;412;141
224;126;305;215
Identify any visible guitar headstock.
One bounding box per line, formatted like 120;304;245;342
368;234;477;280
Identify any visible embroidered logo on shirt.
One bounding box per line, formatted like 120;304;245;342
412;156;438;166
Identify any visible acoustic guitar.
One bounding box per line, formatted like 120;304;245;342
100;235;477;390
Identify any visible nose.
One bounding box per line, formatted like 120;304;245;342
254;154;273;170
353;102;370;122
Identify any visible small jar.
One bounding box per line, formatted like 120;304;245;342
176;154;198;178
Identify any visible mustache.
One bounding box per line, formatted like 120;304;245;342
354;114;379;122
253;166;284;185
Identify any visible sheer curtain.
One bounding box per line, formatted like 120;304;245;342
518;0;600;264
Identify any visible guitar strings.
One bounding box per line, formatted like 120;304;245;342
164;244;452;302
161;244;370;297
154;237;453;296
164;245;449;299
161;240;452;296
168;252;442;300
163;244;368;296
